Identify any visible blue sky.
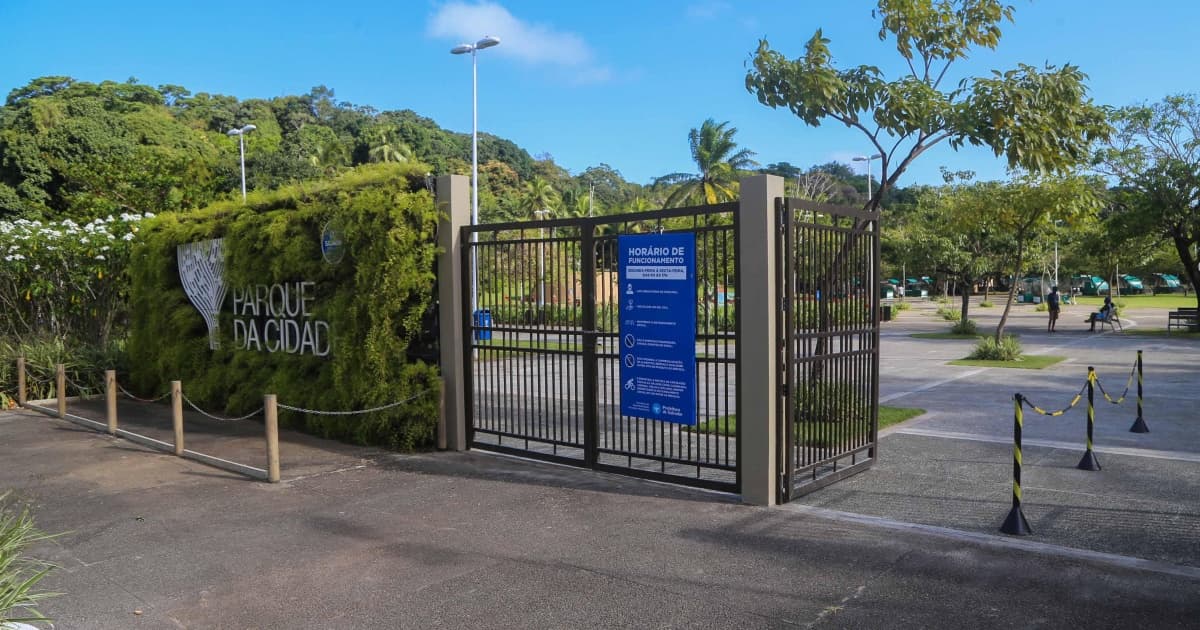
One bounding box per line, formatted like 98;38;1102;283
2;1;1197;187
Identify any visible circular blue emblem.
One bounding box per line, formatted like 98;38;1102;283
321;222;345;264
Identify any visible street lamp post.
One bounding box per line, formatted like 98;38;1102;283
452;35;501;317
226;124;257;202
854;153;884;304
853;153;883;204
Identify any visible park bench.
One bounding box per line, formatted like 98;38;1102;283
1167;307;1198;332
1090;309;1122;332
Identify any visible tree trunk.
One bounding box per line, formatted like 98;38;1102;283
959;281;971;329
995;238;1026;343
1172;229;1200;310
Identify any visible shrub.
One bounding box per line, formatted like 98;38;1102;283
893;301;911;312
979;300;994;308
0;213;147;346
934;295;950;304
968;335;1022;361
950;319;978;335
936;306;961;321
0;492;58;626
1034;302;1048;312
793;380;871;424
0;337;124;401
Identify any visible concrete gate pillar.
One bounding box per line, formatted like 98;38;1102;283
437;174;470;451
738;175;783;505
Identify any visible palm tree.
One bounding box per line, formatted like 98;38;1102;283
560;195;593;220
655;119;758;207
308;138;348;176
367;125;413;164
517;177;560;218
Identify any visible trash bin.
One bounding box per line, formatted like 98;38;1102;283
881;304;893;322
473;309;492;341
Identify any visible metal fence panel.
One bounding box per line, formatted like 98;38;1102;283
463;203;740;492
777;198;881;501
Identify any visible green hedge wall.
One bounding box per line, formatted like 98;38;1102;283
127;164;441;450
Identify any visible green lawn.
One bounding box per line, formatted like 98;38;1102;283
949;355;1066;369
878;406;925;428
686;405;925;440
1073;294;1197;310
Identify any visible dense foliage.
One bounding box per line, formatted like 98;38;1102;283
126;164;441;450
0;77;534;222
0;213;146;345
745;0;1111;209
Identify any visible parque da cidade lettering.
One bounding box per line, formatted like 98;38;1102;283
230;281;330;356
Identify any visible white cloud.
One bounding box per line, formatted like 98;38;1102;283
428;1;609;82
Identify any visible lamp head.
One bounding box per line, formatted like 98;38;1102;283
476;35;500;49
242;124;257;132
451;44;473;54
226;128;240;136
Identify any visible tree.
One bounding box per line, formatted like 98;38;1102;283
366;125;413;164
654;118;758;207
760;161;802;180
517;177;559;218
1096;95;1200;307
989;175;1102;340
795;169;838;203
907;175;1008;329
745;0;1110;208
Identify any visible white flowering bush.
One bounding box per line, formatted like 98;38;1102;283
0;213;150;344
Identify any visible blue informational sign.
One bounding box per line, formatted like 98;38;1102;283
618;233;697;426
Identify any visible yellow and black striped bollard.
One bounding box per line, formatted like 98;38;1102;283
1077;367;1102;471
1000;393;1033;536
1130;350;1149;433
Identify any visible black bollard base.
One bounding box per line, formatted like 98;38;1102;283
1129;416;1150;433
1000;506;1033;536
1077;449;1102;471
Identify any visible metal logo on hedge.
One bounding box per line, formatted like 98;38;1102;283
177;238;228;350
321;221;345;265
177;237;332;357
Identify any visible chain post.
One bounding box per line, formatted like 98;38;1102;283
56;363;66;419
265;394;280;483
171;380;184;456
16;357;26;407
1077;367;1101;471
1000;393;1032;535
106;370;117;435
1130;350;1149;433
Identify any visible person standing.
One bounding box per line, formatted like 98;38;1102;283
1046;285;1061;332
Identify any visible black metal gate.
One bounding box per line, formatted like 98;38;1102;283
776;198;881;501
462;203;740;492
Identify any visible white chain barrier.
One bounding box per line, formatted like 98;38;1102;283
117;382;172;403
63;374;102;398
277;390;431;416
181;391;263;422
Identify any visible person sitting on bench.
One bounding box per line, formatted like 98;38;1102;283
1088;296;1115;331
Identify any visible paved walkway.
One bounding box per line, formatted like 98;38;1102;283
1;298;1198;628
